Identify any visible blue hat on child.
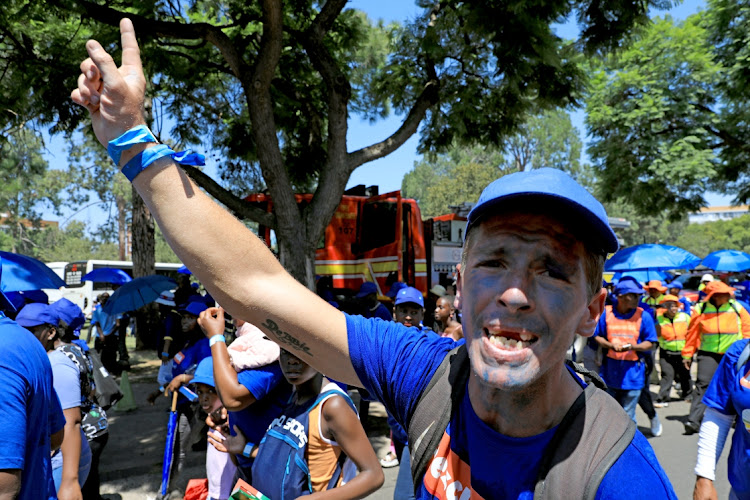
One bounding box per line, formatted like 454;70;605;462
15;303;59;328
465;168;619;254
395;286;424;307
180;301;208;317
667;281;683;290
191;357;215;388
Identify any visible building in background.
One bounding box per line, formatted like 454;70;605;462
688;206;750;224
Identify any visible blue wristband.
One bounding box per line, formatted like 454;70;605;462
121;144;206;182
161;352;169;358
107;125;158;166
242;441;255;458
209;334;226;347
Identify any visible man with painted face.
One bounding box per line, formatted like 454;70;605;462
70;20;676;498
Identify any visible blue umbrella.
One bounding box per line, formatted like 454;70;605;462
701;250;750;272
612;270;671;284
82;268;133;285
160;391;179;498
177;265;192;275
604;244;701;272
103;275;176;315
0;251;66;292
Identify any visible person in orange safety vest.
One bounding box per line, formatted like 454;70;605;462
681;280;750;434
654;295;692;407
594;279;659;430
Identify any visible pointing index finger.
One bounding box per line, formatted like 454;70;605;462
119;18;143;73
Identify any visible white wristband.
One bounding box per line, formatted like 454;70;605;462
209;334;226;347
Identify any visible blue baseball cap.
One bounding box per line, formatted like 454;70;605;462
50;298;86;334
465;168;618;254
180;301;208;317
614;280;644;296
667;281;683;290
385;282;407;298
191;357;215;388
395;286;424;307
356;282;378;299
15;303;59;328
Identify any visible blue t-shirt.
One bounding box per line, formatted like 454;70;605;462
0;315;64;499
363;303;392;321
703;339;750;498
49;350;92;472
172;337;212;377
91;308;119;337
595;308;658;390
228;362;291;469
346;313;676;499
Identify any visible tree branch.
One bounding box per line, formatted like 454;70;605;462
63;0;249;80
347;77;440;170
182;165;276;228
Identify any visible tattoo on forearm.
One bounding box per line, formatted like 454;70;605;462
261;319;312;356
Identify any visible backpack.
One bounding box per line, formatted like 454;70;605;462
252;388;357;499
408;344;636;500
56;344;109;439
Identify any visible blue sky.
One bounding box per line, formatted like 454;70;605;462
43;0;720;230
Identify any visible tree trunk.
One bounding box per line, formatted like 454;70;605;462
131;185;156;351
117;194;127;261
275;221;317;290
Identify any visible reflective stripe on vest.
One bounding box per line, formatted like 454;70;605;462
698;301;743;354
645;295;664;307
657;312;690;352
605;306;642;362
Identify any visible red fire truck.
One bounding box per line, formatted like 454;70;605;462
246;186;467;297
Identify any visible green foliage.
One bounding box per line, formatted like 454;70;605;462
0;125;85;253
403;110;588;217
602;198;687;247
586;15;722;219
673;214;750;258
8;221;119;262
702;0;750;198
402;146;505;218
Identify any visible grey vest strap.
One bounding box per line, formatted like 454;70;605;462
408;344;633;498
408;344;469;494
533;384;636;500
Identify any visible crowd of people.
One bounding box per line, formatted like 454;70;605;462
3;17;750;500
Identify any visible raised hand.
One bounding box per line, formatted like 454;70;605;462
70;18;148;151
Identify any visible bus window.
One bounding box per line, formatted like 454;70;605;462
64;262;86;288
359;201;397;253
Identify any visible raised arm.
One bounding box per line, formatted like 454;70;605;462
71;19;358;385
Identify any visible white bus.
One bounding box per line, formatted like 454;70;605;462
58;260;183;317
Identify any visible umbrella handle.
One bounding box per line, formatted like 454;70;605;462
171;391;178;412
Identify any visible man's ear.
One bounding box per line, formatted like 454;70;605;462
577;287;606;338
454;263;463;311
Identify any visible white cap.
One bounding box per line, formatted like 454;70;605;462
701;273;714;283
429;285;446;297
155;290;176;307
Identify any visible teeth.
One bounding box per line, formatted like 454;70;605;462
489;335;533;350
520;333;532;341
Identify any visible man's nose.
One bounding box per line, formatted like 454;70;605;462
496;277;533;313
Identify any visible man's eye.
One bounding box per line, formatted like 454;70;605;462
541;268;566;280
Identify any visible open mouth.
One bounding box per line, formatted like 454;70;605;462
484;328;539;350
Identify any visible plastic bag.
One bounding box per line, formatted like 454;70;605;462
158;362;173;386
